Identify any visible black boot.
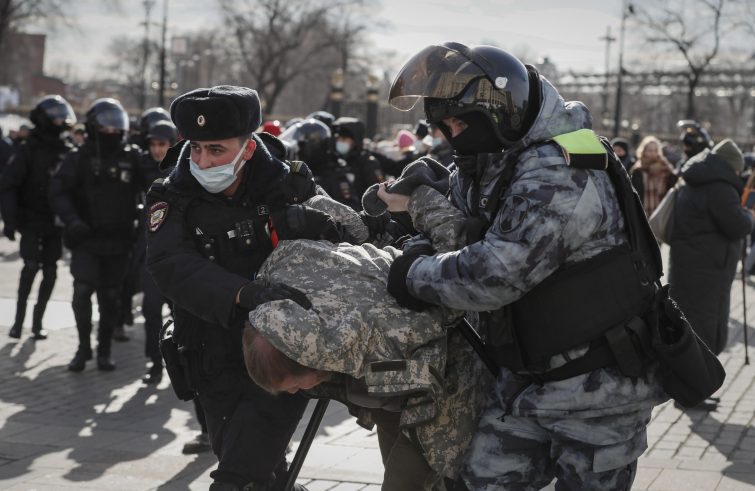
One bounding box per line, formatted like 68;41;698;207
9;299;27;339
11;261;37;339
32;263;56;341
8;323;22;339
68;347;93;372
97;355;116;371
142;362;163;384
31;304;48;340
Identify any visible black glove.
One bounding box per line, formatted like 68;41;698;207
3;224;16;241
238;281;312;311
270;205;340;243
387;243;435;312
359;210;390;241
65;220;91;249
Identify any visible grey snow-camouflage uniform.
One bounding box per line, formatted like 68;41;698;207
248;189;493;487
402;76;668;490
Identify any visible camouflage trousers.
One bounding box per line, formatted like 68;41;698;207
460;399;652;491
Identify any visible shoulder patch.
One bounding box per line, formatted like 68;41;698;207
498;195;530;234
148;201;169;233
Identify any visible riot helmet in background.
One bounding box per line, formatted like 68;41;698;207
279;118;332;171
389;42;542;154
85;98;129;154
306;111;335;129
29;95;77;135
677;120;713;159
139;107;171;137
146;120;178;146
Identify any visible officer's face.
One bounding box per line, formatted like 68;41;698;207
189;137;255;170
149;138;171;162
442;117;469;138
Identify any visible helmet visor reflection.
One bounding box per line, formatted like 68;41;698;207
95;107;129;132
45;102;77;127
389;44;487;111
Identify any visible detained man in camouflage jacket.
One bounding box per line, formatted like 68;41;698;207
382;43;669;490
244;184;493;490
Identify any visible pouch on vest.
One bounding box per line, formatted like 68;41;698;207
647;285;725;407
159;319;196;401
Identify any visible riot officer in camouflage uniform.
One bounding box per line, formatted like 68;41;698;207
1;95;75;340
383;42;669;490
145;85;343;491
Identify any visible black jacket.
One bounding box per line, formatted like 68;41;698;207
145;134;317;349
0;131;71;232
49;140;149;254
669;151;753;354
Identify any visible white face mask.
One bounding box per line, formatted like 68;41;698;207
335;140;352;156
189;141;248;193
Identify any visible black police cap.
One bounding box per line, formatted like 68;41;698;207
170;85;261;141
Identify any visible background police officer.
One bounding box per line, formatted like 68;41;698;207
145;85;332;491
50;98;154;372
0;95;76;340
383;42;668;490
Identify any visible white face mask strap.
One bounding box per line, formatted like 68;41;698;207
232;139;249;176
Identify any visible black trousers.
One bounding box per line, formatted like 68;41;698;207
70;249;129;357
15;228;62;328
197;364;308;488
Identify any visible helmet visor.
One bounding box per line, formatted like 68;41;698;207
389;44;488;111
45;101;77;128
95;107;129;132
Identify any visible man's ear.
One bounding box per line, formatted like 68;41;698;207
243;138;257;160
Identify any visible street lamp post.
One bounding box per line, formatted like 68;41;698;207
141;0;156;112
600;26;616;124
613;0;631;138
158;0;168;107
329;68;344;118
365;74;379;139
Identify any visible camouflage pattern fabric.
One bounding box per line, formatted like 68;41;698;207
248;187;494;482
303;194;369;244
463;403;648;491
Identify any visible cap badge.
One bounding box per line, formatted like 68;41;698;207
197;115;206;127
495;77;508;89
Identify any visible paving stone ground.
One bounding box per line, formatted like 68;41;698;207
0;239;753;490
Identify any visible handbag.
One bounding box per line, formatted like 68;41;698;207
648;182;681;244
646;285;725;407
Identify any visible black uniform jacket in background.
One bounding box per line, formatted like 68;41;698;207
49;141;151;255
0;131;72;233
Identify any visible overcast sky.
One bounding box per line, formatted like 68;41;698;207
39;0;628;81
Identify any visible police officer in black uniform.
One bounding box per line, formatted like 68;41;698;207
1;95;76;340
145;85;338;491
50;98;153;372
331;116;385;207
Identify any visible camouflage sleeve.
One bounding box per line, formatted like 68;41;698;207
406;159;624;311
303;194;369;243
407;185;466;253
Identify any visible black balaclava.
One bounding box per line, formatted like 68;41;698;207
447;112;503;157
96;132;124;157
